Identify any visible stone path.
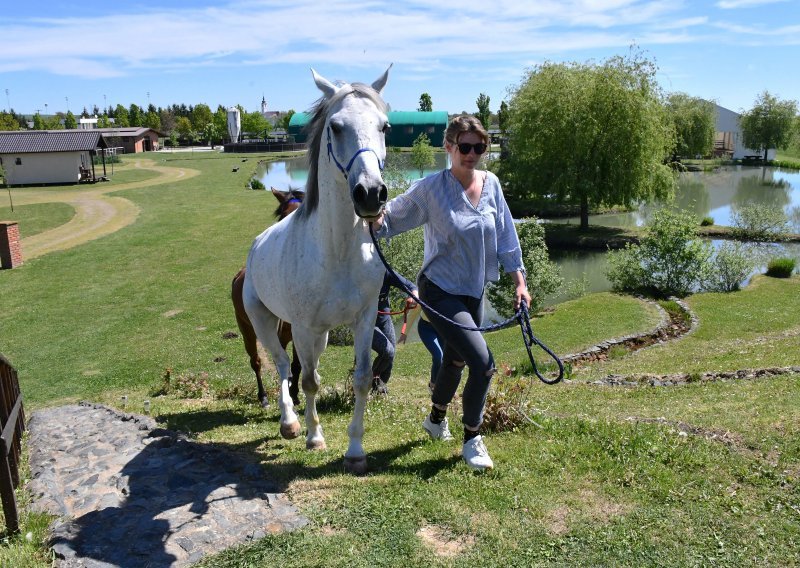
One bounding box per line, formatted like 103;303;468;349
26;402;307;568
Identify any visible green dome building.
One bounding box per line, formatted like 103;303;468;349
288;110;448;147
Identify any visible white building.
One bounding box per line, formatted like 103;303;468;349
714;103;776;160
0;130;108;185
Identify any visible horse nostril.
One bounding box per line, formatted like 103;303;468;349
379;184;388;204
353;184;367;204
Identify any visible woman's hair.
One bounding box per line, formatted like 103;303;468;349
444;114;489;146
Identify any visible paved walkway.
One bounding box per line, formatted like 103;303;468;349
27;402;307;567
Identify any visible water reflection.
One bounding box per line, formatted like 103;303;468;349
556;166;800;230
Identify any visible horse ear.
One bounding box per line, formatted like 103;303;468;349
311;68;339;99
271;187;289;202
371;63;393;94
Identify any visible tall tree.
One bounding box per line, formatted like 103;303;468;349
503;50;674;229
175;116;193;141
418;93;433;112
497;101;509;135
191;103;213;132
280;109;295;132
0;111;20;131
143;110;161;131
63;110;77;129
241;111;271;138
740;91;798;162
128;104;144;127
410;132;435;177
475;93;491;130
665;93;716;160
114;104;130;127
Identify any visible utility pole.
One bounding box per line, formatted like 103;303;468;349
4;89;9;112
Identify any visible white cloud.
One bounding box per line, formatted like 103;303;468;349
716;0;788;8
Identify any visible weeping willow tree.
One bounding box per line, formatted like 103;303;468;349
503;49;675;229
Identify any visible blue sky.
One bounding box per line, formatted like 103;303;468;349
1;0;798;117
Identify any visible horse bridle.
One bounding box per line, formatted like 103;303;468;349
326;126;385;181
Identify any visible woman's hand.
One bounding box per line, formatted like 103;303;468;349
365;211;385;228
511;270;531;310
398;332;407;344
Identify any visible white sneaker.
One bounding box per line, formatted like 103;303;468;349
422;415;454;441
463;435;494;471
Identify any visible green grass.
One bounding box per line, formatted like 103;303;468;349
1;152;798;566
0;202;75;237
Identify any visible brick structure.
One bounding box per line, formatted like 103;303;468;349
0;222;23;269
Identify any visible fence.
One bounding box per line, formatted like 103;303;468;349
0;354;25;535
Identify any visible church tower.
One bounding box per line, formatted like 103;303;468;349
261;95;268;117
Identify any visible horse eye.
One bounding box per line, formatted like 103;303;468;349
330;122;343;135
382;123;391;134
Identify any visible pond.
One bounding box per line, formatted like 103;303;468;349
255;158;800;309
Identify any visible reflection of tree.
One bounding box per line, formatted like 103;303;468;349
673;176;710;218
789;206;800;233
733;173;791;209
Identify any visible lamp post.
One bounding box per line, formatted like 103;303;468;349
65;96;69;113
4;89;9;112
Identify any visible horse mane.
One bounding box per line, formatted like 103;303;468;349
295;82;388;219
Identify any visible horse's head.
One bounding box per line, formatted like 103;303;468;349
271;186;304;219
309;65;392;219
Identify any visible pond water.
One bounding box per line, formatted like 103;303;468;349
255;158;800;310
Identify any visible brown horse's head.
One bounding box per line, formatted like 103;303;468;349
271;186;305;219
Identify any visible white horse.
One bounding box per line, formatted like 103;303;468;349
243;67;391;474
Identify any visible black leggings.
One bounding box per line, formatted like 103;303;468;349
418;274;495;429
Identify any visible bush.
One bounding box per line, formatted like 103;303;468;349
730;204;788;241
605;209;712;297
701;242;754;292
487;218;563;317
765;257;796;278
250;179;265;190
700;216;714;226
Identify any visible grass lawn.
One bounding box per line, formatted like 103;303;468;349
1;152;798;567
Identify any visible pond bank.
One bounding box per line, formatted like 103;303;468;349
544;222;800;251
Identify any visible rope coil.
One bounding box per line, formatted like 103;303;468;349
368;222;563;384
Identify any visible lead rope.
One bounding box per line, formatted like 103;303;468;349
368;222;563;384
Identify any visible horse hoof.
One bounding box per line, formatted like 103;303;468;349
280;421;301;439
306;438;327;450
343;455;368;475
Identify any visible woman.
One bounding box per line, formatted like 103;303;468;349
372;114;530;471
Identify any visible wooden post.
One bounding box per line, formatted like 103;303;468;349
0;355;25;535
0;222;23;269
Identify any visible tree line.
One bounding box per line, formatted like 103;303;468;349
0;103;297;147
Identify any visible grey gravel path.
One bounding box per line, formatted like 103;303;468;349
26;402;308;567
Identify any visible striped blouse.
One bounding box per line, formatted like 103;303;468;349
376;169;524;299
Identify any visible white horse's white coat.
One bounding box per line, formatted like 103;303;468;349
243;67;391;473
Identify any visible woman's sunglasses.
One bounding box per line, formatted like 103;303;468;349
455;142;487;155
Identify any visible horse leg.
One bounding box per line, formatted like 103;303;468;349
232;268;268;407
278;322;301;406
343;314;375;474
292;329;328;450
242;279;301;439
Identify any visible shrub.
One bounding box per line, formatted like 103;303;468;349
700;216;714;226
487;218;563;317
249;178;265;190
765;257;796;278
605;209;712;297
730;204;788;241
701;241;754;292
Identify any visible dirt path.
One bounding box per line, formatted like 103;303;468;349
15;158;200;259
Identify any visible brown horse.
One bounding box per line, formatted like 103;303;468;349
232;187;304;407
